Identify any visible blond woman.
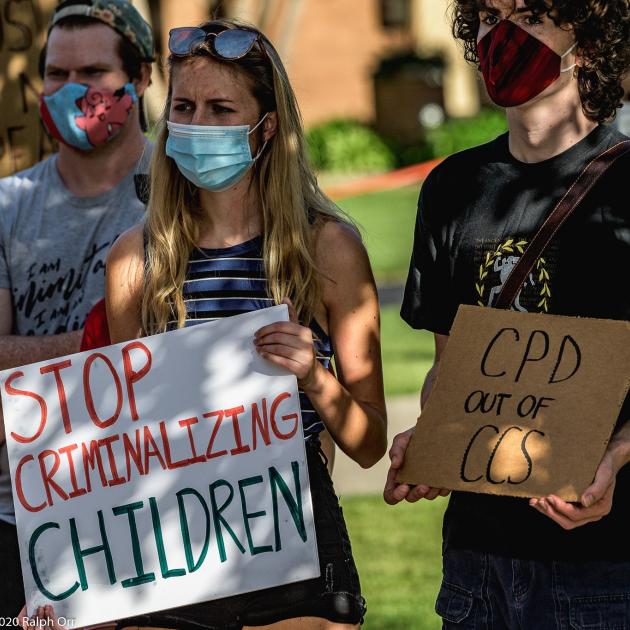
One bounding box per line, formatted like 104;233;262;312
106;18;386;630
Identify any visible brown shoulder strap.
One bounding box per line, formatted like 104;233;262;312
495;139;630;310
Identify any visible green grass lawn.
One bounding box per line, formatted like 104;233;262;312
338;184;434;397
337;185;419;284
381;305;434;397
341;494;447;630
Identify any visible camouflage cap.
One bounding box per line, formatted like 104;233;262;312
49;0;155;61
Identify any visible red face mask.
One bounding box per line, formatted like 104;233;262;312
477;20;577;108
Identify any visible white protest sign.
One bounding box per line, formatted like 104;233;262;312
0;305;319;626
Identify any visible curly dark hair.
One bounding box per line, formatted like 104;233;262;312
450;0;630;122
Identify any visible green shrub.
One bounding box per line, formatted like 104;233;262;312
306;110;507;173
307;119;396;174
425;107;507;157
385;139;435;168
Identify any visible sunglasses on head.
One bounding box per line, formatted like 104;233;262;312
168;26;267;60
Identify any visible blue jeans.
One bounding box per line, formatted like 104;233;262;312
436;547;630;629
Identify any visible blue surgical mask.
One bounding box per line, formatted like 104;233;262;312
165;114;268;192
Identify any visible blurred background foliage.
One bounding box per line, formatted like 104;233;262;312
307;119;397;174
307;107;508;174
424;107;508;157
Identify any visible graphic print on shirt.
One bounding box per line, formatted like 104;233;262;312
474;237;555;313
13;238;114;335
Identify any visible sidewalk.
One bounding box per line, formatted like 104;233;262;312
331;394;420;496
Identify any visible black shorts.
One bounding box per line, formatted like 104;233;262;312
115;440;366;629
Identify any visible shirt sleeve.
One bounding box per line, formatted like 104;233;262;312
400;171;457;335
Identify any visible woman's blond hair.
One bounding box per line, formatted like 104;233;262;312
142;18;354;334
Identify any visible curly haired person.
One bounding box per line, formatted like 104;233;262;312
385;1;630;628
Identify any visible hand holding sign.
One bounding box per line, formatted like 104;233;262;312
384;427;452;504
254;298;318;387
530;419;630;529
397;306;630;502
18;605;65;630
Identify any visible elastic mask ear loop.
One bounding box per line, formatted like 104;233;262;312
249;112;270;162
560;42;578;73
248;112;268;135
253;140;268;162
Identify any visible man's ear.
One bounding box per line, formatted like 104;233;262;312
262;111;278;142
134;61;153;97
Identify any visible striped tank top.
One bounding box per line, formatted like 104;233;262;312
174;235;332;440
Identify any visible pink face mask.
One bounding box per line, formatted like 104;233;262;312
477;19;577;108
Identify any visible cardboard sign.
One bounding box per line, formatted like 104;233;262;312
0;306;319;626
0;0;57;177
398;305;630;501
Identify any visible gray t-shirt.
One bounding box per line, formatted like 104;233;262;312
0;149;149;523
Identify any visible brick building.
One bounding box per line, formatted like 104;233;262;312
144;0;480;128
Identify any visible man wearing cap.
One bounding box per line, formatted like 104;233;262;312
0;0;153;613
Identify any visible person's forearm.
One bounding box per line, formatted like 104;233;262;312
421;361;439;409
301;362;387;469
0;331;82;372
607;420;630;472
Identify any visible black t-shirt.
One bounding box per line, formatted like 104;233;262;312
401;124;630;560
